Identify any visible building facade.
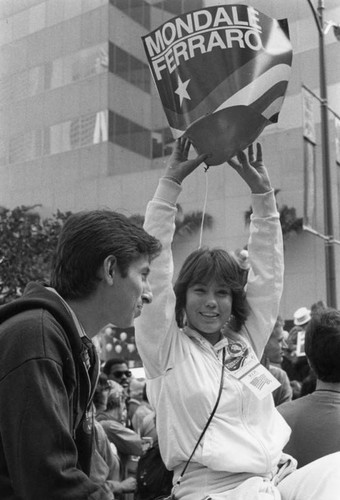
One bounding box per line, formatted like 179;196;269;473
0;0;340;318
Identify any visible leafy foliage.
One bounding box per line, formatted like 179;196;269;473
0;202;213;305
129;203;213;237
244;189;303;238
0;205;71;304
175;210;213;236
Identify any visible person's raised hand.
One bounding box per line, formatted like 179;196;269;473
164;137;210;184
227;143;272;194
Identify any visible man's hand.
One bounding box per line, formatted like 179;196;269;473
227;143;272;194
164;137;210;184
120;477;137;493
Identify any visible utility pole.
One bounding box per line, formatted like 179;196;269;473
307;0;337;307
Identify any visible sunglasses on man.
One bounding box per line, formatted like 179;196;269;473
112;370;132;379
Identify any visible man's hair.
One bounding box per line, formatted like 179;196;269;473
102;358;127;376
50;210;161;300
305;308;340;382
174;247;248;332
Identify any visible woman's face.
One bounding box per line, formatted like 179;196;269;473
185;280;233;343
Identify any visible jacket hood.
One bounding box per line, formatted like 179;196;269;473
0;282;83;356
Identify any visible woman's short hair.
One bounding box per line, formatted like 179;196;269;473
50;210;161;300
106;381;125;410
305;308;340;383
174;247;248;332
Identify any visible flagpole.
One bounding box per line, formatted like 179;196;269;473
306;0;337;308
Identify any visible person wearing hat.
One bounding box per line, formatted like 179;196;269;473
293;307;311;327
281;308;312;385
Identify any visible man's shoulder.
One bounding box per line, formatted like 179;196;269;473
0;306;74;380
0;307;69;344
269;365;287;379
0;284;81;358
277;394;313;418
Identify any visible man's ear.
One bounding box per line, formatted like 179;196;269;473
101;255;117;285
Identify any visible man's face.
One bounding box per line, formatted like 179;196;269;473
111;255;152;327
108;362;131;390
265;325;287;364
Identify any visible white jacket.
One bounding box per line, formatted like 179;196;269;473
135;178;290;474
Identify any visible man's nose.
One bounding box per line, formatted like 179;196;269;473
142;283;153;304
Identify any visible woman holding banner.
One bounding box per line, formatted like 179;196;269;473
135;138;340;500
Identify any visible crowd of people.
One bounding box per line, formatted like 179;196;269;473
0;139;339;500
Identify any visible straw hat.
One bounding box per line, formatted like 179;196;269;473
293;307;311;326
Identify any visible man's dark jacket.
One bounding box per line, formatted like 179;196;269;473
0;282;111;499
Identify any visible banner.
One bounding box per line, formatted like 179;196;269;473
302;87;316;144
303;138;317;229
335;116;340;165
142;4;293;165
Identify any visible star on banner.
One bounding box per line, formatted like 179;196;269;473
175;76;191;107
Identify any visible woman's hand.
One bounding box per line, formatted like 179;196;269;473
164;137;210;184
227;143;272;194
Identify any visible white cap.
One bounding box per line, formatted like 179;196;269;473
293;307;311;326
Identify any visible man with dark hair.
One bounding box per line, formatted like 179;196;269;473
103;357;132;394
278;308;340;468
0;209;161;499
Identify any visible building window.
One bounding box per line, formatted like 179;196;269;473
7;111;108;164
0;43;109;100
7;65;45;102
155;0;203;15
9;131;37;164
28;66;45;96
11;70;30;102
5;110;156;163
109;110;151;157
129;0;151;29
1;0;108;45
110;0;151;29
152;127;174;158
109;42;150;93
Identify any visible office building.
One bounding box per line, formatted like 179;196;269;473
0;0;340;316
